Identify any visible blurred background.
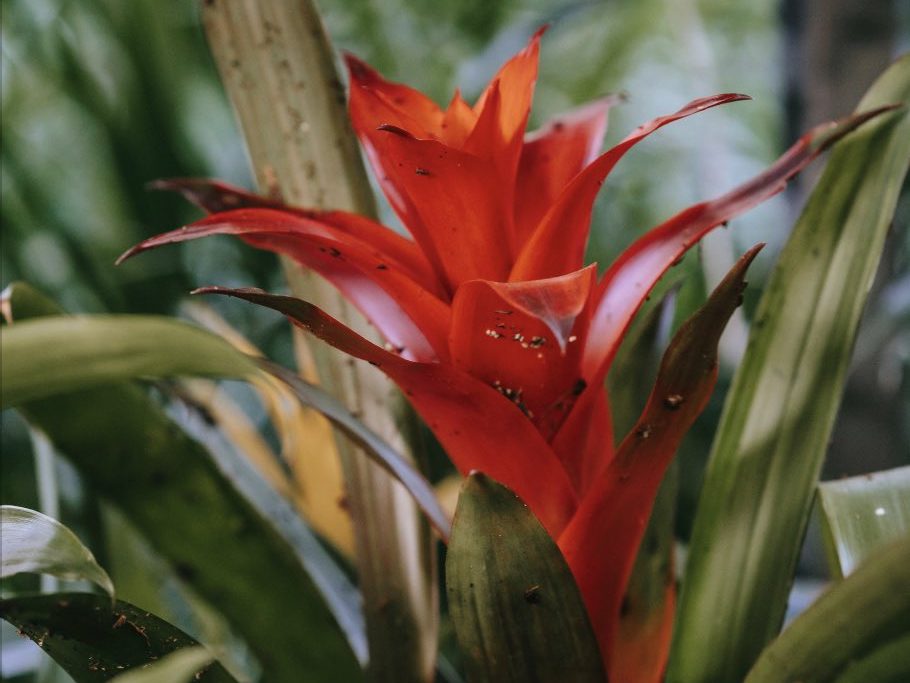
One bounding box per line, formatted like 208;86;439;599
2;0;908;680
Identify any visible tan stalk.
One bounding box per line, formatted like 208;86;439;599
200;2;438;680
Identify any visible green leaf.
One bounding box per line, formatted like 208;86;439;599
668;56;910;683
1;315;257;409
744;535;910;683
831;634;910;683
110;647;214;683
3;285;364;682
1;505;114;599
445;473;606;683
818;466;910;577
0;593;236;682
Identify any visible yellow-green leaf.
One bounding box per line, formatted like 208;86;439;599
818;466;910;577
744;536;910;683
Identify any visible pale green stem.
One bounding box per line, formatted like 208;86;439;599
199;2;438;681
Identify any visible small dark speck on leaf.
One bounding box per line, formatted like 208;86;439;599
524;585;542;604
376;263;388;270
175;562;197;581
620;595;632;616
415;167;430;176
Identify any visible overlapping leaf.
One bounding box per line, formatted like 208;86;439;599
669;54;910;683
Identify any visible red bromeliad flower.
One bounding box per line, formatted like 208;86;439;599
120;30;885;680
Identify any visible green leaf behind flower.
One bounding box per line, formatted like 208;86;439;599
669;54;910;683
818;466;910;577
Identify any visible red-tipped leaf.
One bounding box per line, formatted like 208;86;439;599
582;105;898;387
510;93;751;281
118;209;451;361
559;245;762;666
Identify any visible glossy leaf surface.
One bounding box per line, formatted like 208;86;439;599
1;506;114;598
1;315;257;408
669;54;910;683
446;473;605;683
0;593;235;682
744;536;910;683
818;466;910;577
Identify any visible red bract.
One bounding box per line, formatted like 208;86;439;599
120;31;887;679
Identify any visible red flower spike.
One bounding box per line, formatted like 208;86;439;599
195;286;579;537
471;25;544;151
149;178;289;213
559;245;763;667
514;96;620;247
118;33;899;678
581;105;899;390
510;93;751;282
440;89;477;147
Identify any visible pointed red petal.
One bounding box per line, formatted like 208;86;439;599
150;178;442;294
345;53;445;139
447;266;595;441
197;286;579;536
369;130;514;288
472;26;544;148
118;209;451;361
510;93;750;281
583;106;895;386
514;96;620;244
441;89;478;147
558;246;760;665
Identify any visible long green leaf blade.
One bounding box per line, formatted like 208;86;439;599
0;593;236;682
744;535;910;683
669;55;910;683
818;466;910;577
831;634;910;683
446;473;606;683
1;505;114;598
1;315;256;408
